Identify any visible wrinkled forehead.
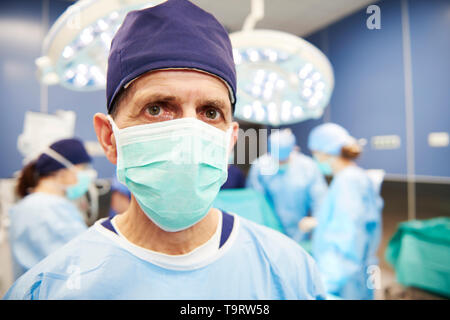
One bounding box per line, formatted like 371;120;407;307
111;69;234;121
125;68;234;104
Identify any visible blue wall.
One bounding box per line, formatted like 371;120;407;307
0;0;115;179
1;0;449;179
408;0;450;177
291;0;450;178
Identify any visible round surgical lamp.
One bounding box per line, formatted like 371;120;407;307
36;0;164;91
230;0;334;126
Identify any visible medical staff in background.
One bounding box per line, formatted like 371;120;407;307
221;150;246;190
8;138;94;279
4;0;325;299
246;129;328;242
302;123;383;300
108;178;131;218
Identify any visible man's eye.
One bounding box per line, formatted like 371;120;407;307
147;105;161;116
205;108;219;120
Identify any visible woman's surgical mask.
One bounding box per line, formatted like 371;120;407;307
66;170;95;200
313;156;334;176
108;116;232;232
43;148;96;200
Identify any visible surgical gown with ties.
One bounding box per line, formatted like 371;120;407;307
4;211;326;300
246;151;328;242
311;166;383;300
8;192;88;280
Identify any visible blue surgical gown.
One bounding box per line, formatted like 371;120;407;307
8;192;87;280
311;166;383;300
246;151;328;242
4;213;326;300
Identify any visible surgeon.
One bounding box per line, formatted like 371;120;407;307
108;178;131;218
247;128;328;242
4;0;325;299
304;123;383;300
8;138;93;279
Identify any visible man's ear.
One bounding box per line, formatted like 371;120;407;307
229;121;239;152
93;113;117;165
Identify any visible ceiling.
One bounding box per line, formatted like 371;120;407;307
191;0;379;36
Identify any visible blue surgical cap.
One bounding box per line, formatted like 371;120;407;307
268;129;296;161
35;138;92;175
106;0;237;114
308;123;355;156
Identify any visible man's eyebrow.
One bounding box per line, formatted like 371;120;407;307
135;93;180;105
197;99;230;114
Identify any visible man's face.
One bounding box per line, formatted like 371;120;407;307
94;69;239;165
113;69;233;131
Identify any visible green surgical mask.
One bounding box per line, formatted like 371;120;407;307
66;171;92;200
42;148;96;200
314;157;334;176
108;116;231;232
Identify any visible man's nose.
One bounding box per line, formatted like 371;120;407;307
181;104;197;119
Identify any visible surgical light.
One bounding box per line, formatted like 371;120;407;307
36;0;164;91
230;30;334;126
229;0;334;126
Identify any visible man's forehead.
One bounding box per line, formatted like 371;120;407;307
129;69;232;103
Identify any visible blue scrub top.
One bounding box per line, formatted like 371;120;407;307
4;211;326;300
8;192;88;280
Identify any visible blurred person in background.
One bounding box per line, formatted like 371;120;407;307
9;138;94;279
303;123;383;300
247;128;328;242
221;150;246;190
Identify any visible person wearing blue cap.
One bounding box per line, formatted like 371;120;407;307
8;138;94;280
4;0;325;300
247;128;328;243
220;150;246;190
304;123;383;300
108;178;131;218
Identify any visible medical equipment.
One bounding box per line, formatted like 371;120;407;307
230;0;334;126
0;179;16;296
17;110;76;166
386;217;450;299
35;0;164;91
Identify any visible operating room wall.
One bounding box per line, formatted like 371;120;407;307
1;0;448;181
290;0;450;180
0;0;115;179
